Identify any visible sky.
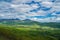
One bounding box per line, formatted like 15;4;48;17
0;0;60;22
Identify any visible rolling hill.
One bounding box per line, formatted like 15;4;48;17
0;19;60;40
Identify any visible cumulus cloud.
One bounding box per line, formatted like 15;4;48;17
0;0;60;22
29;17;56;22
12;0;32;4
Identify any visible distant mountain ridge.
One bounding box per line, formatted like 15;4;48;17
0;19;38;25
0;19;60;28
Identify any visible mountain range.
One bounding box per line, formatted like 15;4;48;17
0;19;60;28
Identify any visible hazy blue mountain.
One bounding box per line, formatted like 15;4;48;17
0;19;60;28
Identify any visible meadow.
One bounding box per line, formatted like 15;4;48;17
0;24;60;40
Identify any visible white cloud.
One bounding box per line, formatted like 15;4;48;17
56;17;60;20
11;4;32;13
0;14;5;17
0;0;60;22
34;0;42;2
12;0;32;4
41;2;53;8
31;3;39;9
36;10;49;16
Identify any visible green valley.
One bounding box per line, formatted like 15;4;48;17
0;20;60;40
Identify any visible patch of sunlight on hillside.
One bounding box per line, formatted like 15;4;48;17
41;26;59;30
30;23;40;28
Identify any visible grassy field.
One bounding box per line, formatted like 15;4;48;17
0;24;60;40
